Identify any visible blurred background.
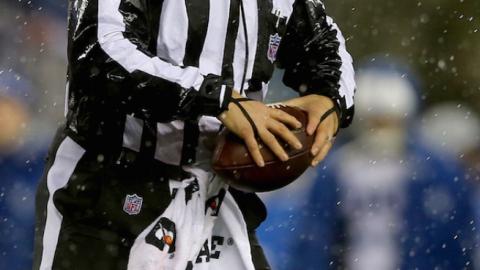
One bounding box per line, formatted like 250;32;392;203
0;0;479;269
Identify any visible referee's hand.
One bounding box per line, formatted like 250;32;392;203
284;94;339;166
218;91;302;167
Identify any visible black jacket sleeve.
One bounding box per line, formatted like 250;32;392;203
68;0;232;123
276;0;355;128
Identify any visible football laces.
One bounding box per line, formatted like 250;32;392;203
267;102;287;109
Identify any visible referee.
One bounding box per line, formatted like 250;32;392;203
33;0;355;269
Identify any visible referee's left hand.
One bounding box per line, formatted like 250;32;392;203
284;94;339;166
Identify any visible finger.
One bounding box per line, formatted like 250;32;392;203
270;109;302;129
311;115;338;153
306;112;321;136
307;108;339;136
311;141;333;166
311;129;330;156
331;113;339;133
326;111;340;135
258;129;289;162
267;121;302;150
243;132;265;167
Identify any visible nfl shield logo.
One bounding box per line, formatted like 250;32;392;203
123;194;143;215
267;33;282;63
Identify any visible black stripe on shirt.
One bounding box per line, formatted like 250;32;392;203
146;0;165;54
119;0;155;56
250;0;287;88
183;0;210;67
221;0;240;83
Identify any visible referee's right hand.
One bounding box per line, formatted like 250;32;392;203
218;91;303;167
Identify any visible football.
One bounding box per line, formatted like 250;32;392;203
212;105;314;192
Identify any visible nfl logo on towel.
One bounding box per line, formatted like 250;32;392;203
267;33;282;63
123;194;143;215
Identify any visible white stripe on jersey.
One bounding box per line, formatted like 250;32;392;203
97;0;204;90
154;121;185;165
123;115;144;152
327;16;356;109
39;137;86;270
198;0;231;75
232;0;259;91
156;0;189;66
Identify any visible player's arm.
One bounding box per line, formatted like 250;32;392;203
277;0;356;165
83;0;231;122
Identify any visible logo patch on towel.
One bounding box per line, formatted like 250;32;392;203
123;194;143;215
267;33;282;63
146;217;177;254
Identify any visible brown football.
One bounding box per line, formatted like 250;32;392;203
212;105;314;192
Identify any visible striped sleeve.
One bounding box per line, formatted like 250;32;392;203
277;0;355;128
95;0;232;121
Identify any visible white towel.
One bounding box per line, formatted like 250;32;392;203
127;167;256;270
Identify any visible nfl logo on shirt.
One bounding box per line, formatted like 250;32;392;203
267;33;282;63
123;194;143;215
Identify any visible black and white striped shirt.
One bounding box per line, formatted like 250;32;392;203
65;0;355;166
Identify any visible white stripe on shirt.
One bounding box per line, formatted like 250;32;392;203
97;0;204;90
